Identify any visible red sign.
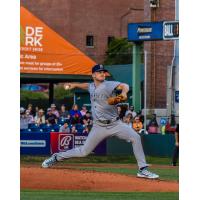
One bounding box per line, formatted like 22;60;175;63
50;132;74;154
58;134;74;151
50;132;106;155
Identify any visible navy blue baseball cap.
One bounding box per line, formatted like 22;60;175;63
92;64;108;73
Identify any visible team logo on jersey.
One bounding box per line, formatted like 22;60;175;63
58;134;74;151
90;93;108;101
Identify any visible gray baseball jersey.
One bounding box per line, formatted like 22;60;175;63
56;80;147;169
88;80;120;121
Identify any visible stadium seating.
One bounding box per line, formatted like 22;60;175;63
75;124;84;133
30;127;42;132
28;123;39;129
21;117;89;134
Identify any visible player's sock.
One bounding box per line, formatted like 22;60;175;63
139;166;148;171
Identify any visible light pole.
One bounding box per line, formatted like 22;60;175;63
174;0;179;117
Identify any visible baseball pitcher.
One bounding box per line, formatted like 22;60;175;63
42;64;159;179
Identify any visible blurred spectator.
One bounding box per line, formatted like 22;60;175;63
147;114;159;134
34;106;39;117
27;104;34;115
20;107;29;129
165;114;177;134
133;116;143;133
80;105;88;116
82;111;93;126
20;107;25;114
59;122;70;133
123;113;133;128
125;105;137;118
117;105;121;116
33;106;39;117
51;103;60;118
117;105;125;120
69;104;82;124
137;110;144;124
172;124;179;166
34;109;45;125
83;126;89;135
117;105;127;120
46;108;58;125
59;104;70;119
25;109;34;123
71;125;78;134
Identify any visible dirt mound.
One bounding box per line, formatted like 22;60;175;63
21;166;178;192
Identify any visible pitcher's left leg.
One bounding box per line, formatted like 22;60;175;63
113;121;159;179
113;121;147;169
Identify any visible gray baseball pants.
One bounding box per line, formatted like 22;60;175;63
56;120;147;169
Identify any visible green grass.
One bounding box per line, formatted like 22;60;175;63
73;167;178;181
21;190;179;200
21;155;174;165
21;155;178;181
21;156;178;200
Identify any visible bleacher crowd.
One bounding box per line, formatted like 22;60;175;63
20;103;92;134
20;103;177;135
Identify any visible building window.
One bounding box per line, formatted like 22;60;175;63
86;35;94;47
107;36;115;46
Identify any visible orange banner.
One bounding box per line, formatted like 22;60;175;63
20;6;96;75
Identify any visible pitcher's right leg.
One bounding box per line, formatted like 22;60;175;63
42;124;107;168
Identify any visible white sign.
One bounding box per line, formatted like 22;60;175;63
163;21;179;40
20;140;46;147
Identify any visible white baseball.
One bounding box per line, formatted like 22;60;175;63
65;85;70;90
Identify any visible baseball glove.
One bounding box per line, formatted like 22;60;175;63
107;94;127;105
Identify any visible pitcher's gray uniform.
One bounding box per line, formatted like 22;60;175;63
42;64;159;179
55;80;147;169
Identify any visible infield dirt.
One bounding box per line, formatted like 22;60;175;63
21;164;178;192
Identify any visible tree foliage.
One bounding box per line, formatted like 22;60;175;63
20;86;73;101
54;86;73;99
104;38;133;65
20;90;48;101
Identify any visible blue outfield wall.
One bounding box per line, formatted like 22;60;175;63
20;131;175;157
20;131;106;156
20;132;51;155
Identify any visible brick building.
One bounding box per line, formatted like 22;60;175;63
143;0;176;110
21;0;144;63
21;0;177;112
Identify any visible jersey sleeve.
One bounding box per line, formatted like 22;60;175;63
105;81;121;93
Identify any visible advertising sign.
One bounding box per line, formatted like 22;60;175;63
50;132;74;153
74;136;87;148
20;140;46;147
163;21;179;40
58;134;74;151
50;132;106;155
128;22;163;41
20;7;95;75
128;21;179;41
160;118;167;126
20;132;50;155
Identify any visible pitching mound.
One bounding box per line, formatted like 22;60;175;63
21;165;178;192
